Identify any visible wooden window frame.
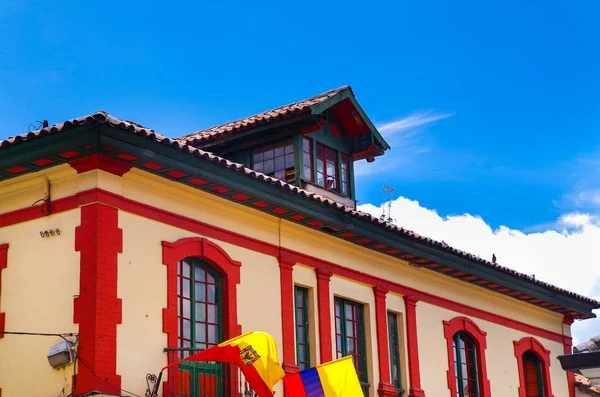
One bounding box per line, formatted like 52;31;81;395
340;153;350;197
387;311;403;392
294;286;310;370
513;337;554;397
302;137;314;182
453;332;480;397
252;140;295;183
334;297;369;396
443;317;491;397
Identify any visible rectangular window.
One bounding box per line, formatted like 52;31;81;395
387;312;402;392
335;297;369;396
316;143;350;196
294;286;310;370
340;153;350;196
302;137;313;182
252;140;295;183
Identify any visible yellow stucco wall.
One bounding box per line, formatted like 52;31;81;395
0;209;80;397
0;165;577;397
117;211;284;396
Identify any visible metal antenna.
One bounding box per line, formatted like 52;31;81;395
380;185;396;224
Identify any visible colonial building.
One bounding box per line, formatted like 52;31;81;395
0;86;598;397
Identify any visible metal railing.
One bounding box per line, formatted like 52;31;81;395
161;348;258;397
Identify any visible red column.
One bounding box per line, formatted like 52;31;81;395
373;286;397;397
74;204;123;394
0;244;8;340
404;296;425;397
563;316;575;397
0;244;6;397
279;257;299;375
315;268;333;363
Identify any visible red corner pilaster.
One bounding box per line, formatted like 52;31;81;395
279;257;299;376
562;316;575;397
69;154;133;176
315;268;333;363
0;244;8;339
514;337;555;397
161;237;242;397
404;296;425;397
73;204;123;394
373;287;396;397
443;317;491;397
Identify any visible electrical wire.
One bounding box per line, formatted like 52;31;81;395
76;356;143;397
0;331;76;344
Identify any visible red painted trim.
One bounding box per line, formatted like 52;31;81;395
279;257;299;376
373;287;397;397
0;244;8;340
73;204;122;394
315;268;333;363
562;317;575;397
513;337;555;397
161;237;242;397
404;296;425;397
443;317;491;397
0;188;569;344
69;154;133;176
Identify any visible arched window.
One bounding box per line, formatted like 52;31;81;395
522;351;545;397
177;257;222;356
453;332;480;397
514;337;554;397
443;317;491;397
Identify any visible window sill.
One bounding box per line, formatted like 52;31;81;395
300;180;356;209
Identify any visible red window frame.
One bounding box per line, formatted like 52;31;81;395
443;317;491;397
316;144;339;192
513;337;554;397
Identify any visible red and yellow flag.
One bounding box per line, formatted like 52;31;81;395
161;331;284;397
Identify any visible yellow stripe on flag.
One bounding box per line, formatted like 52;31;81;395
316;356;364;397
219;331;285;392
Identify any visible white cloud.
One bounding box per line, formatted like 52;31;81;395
355;111;453;177
377;111;454;138
358;197;600;344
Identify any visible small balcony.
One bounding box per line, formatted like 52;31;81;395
162;348;258;397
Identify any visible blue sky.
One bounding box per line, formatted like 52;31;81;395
1;0;600;231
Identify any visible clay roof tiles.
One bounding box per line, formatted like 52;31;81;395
2;110;600;310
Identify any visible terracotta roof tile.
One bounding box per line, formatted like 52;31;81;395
2;111;600;311
179;86;350;146
576;374;600;395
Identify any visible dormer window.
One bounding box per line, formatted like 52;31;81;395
252;140;295;183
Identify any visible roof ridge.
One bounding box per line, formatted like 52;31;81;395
178;86;351;144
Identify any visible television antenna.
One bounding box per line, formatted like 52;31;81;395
379;185;396;224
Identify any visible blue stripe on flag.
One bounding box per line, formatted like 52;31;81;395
299;367;326;397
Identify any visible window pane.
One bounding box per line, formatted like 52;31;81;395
275;156;285;171
303;138;311;152
285;143;294;154
183;299;191;318
207;304;217;323
253;152;263;162
254;162;263;172
196;323;206;343
285;153;294;168
195;266;206;282
264;160;274;174
207;285;216;303
183;320;191;339
326;149;336;162
208;325;219;344
182;261;190;278
196;304;206;322
264;149;274;160
183;280;190;298
196;283;206;301
274;146;285;157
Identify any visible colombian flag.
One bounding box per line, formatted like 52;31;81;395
283;356;364;397
161;331;284;397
